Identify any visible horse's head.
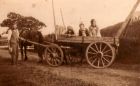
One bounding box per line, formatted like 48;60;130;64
29;30;44;43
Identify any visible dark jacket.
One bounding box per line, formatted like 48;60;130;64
65;29;75;35
79;28;89;36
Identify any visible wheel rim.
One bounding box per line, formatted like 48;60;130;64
44;44;64;67
86;42;115;68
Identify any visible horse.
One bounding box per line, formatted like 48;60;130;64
1;17;46;63
19;28;45;62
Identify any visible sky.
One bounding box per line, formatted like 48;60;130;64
0;0;139;35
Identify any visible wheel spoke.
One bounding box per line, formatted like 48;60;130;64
88;51;97;55
53;59;56;65
50;58;54;64
101;58;105;67
47;56;51;61
57;53;61;57
55;55;60;60
97;59;100;67
49;55;53;61
55;58;61;63
47;48;53;53
54;59;58;65
102;45;107;52
52;58;55;65
102;56;110;63
103;49;112;54
49;58;53;64
89;55;97;61
56;59;59;64
104;55;112;58
91;58;97;64
99;43;102;52
94;44;99;51
90;47;98;53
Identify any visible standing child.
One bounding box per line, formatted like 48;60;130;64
8;22;19;65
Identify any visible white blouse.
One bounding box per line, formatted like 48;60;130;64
7;29;19;41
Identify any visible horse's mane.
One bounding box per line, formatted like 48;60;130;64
20;29;44;44
37;31;44;43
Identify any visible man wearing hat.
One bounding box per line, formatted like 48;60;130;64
7;22;19;65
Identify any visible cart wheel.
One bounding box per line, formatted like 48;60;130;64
86;42;115;68
44;44;64;67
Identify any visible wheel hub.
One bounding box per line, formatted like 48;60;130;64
96;52;103;58
50;53;58;58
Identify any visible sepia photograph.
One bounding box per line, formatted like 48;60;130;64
0;0;140;86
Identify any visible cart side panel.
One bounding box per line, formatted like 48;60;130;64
57;35;117;44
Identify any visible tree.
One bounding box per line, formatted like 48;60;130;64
1;12;46;30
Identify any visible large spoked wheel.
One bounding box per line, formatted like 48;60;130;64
44;44;64;67
86;42;115;68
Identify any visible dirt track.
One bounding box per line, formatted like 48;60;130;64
0;49;140;86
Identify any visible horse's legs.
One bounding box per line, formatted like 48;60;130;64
20;45;24;61
37;47;44;63
38;52;43;63
24;45;28;61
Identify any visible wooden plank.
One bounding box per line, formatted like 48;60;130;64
57;36;115;44
0;39;8;42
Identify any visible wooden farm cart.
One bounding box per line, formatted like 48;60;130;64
19;35;118;68
45;0;140;68
53;36;119;68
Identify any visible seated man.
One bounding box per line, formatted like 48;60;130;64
89;19;101;37
79;23;89;36
65;26;75;36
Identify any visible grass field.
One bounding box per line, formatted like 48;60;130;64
0;55;97;86
0;48;140;86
